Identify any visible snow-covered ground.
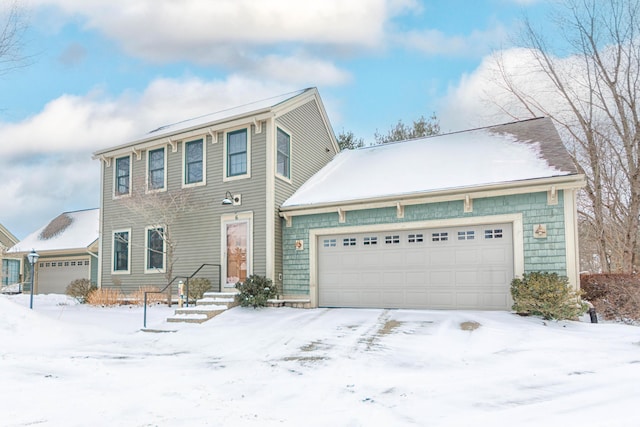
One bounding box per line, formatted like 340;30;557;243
2;294;639;427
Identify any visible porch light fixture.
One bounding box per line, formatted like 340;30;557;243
27;249;39;309
222;191;241;206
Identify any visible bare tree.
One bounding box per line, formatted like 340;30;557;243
117;180;197;304
0;1;28;76
489;0;640;273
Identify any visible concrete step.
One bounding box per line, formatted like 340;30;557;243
166;299;234;324
166;313;210;324
202;290;238;298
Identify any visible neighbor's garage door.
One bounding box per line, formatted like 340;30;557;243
318;224;513;310
37;258;90;294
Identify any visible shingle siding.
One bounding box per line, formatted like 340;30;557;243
282;191;568;296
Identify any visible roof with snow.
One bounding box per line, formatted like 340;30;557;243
8;208;99;254
94;88;313;156
282;117;578;208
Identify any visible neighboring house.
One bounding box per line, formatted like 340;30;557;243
280;117;586;310
93;88;339;294
8;209;99;294
0;223;19;288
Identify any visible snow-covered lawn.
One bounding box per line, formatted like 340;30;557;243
2;294;639;427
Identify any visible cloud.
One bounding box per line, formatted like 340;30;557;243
436;47;589;132
400;25;510;58
0;75;299;238
28;0;424;85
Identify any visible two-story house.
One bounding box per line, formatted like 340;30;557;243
93;88;339;294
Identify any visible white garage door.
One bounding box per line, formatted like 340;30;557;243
318;223;514;310
37;258;91;294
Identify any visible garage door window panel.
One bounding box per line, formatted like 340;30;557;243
385;235;400;244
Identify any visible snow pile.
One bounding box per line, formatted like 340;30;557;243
1;294;639;426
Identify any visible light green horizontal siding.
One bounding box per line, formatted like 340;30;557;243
100;125;268;294
273;100;338;292
282;191;567;296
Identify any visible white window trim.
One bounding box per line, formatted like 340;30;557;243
220;211;254;288
146;145;167;193
144;225;166;274
275;125;292;183
182;137;207;188
112;154;132;199
223;126;251;182
111;228;132;275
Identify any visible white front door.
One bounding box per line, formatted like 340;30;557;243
223;219;250;288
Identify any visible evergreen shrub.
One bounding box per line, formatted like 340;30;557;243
235;275;277;308
511;272;587;320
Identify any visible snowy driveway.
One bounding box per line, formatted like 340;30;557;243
2;295;640;426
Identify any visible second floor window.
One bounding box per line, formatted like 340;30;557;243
185;139;204;184
148;148;165;190
277;128;291;179
115;156;130;196
227;129;247;177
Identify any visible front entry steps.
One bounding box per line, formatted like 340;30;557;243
166;291;239;324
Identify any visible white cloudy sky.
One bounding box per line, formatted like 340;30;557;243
0;0;558;239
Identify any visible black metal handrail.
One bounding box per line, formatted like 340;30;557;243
143;263;221;328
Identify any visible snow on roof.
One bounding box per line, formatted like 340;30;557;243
145;88;309;139
8;208;99;254
283;117;577;208
93;88;313;157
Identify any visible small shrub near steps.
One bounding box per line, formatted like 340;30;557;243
166;291;239;324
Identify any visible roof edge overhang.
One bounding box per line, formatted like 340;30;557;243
280;174;586;218
7;246;98;257
92;110;276;160
92;88;317;160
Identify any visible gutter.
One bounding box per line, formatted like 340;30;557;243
280;174;586;218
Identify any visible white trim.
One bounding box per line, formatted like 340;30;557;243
281;175;586;217
144;225;166;274
265;118;276;280
563;188;580;290
221;211;254;288
307;214;524;308
112;154;132;199
111;228;132;275
145;145;167;193
223;126;252;181
275;125;293;183
182;137;207;188
97;161;104;288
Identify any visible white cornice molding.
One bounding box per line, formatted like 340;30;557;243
280;174;586;218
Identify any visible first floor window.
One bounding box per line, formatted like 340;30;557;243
115;156;130;195
147;227;165;270
1;259;20;286
113;230;129;272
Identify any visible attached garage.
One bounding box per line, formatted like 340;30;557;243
318;224;513;310
280;118;585;310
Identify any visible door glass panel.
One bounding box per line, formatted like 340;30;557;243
226;221;248;286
